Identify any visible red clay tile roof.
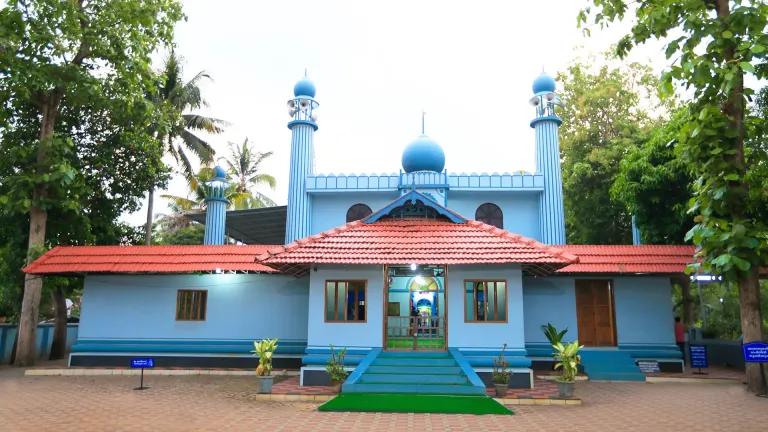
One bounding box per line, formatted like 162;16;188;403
23;245;280;275
556;245;695;274
259;219;578;276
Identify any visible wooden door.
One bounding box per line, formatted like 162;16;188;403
575;280;617;346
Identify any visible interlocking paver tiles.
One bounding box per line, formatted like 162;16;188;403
1;369;766;431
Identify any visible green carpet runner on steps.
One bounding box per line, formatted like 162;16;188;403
318;393;513;415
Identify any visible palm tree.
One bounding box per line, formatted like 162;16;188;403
219;138;277;209
144;51;225;244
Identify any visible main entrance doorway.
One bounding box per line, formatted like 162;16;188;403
384;265;446;351
575;279;617;346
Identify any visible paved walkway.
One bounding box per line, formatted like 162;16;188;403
1;369;766;431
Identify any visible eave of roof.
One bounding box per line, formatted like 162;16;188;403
555;245;695;275
23;245;282;275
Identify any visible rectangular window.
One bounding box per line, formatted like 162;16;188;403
325;280;366;322
464;280;507;322
176;289;207;321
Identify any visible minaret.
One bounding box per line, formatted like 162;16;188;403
285;75;319;244
203;166;229;245
530;73;566;244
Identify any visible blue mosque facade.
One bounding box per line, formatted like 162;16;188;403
25;74;690;392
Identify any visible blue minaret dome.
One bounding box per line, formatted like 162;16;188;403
213;165;227;179
402;135;446;173
293;77;316;98
532;72;556;94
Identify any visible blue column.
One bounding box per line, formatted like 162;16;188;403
203;197;227;245
203;166;229;245
532;116;566;244
631;215;642;245
285;121;316;244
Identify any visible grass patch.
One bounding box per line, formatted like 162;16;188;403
386;337;445;349
318;393;513;415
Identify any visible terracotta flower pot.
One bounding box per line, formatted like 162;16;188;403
494;383;509;397
330;381;342;394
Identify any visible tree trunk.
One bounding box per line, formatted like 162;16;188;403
145;188;154;245
738;268;767;395
14;94;59;367
715;0;766;395
672;275;694;326
49;286;68;360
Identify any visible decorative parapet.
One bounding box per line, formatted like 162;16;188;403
306;174;400;192
306;172;544;192
448;173;543;191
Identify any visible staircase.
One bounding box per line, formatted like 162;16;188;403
342;351;486;395
580;350;646;381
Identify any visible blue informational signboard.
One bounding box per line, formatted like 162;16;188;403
689;345;708;369
130;358;155;369
743;342;768;363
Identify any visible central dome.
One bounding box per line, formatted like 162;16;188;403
402;135;445;173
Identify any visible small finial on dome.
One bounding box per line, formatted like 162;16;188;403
421;110;426;135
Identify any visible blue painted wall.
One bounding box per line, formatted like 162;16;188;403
310;191;399;233
614;277;675;345
79;274;309;341
307;265;384;348
522;277;578;343
0;324;78;363
446;265;525;350
522;276;675;346
448;191;541;240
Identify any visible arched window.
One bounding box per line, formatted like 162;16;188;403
475;203;503;229
346;203;372;222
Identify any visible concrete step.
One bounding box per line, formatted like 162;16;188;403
342;383;486;395
373;358;456;367
358;374;469;385
365;365;463;375
378;352;452;359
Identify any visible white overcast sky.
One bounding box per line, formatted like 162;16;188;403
123;0;667;226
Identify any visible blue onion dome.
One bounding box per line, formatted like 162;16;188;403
402;135;446;173
213;165;227;180
293;77;316;98
532;72;556;94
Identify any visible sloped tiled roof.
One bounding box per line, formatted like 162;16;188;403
259;218;578;276
23;245;280;275
556;245;695;274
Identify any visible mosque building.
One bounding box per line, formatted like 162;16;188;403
25;74;691;390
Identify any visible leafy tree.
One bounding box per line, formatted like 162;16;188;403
155;223;205;245
581;0;768;395
557;58;669;244
612;109;695;245
219;138;276;209
144;51;225;245
0;0;182;366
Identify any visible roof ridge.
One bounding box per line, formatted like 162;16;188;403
467;220;578;264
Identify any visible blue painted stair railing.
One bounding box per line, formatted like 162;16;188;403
580;350;646;382
342;351;487;395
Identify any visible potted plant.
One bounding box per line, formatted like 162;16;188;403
252;338;278;394
541;323;568;346
491;343;510;397
553;340;583;398
325;345;348;393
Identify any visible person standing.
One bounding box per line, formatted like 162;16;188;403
675;317;686;364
